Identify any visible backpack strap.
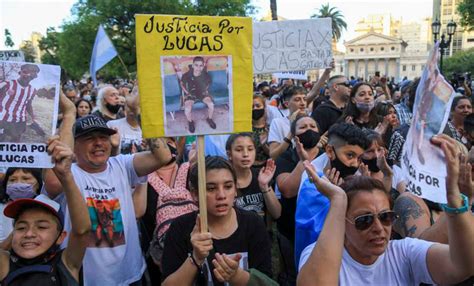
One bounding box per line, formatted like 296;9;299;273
174;163;190;189
3;265;53;285
147;171;168;197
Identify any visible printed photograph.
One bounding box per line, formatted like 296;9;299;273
0;61;60;143
86;197;126;248
161;55;233;136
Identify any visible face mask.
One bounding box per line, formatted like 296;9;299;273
83;95;92;101
262;90;271;97
330;147;359;178
252;109;265;120
356;102;375;113
167;143;178;164
362;157;380;173
105;102;121;114
6;183;36;200
297;129;320;149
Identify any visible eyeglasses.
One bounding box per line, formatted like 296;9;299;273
336;82;351;88
345;210;398;231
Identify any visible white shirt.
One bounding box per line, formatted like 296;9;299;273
268;116;290;144
299;237;435;286
107;118;142;154
266;105;288;126
0;203;13;242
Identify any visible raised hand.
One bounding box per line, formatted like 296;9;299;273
376;148;393;176
303;161;346;200
212;253;242;283
294;136;309;161
358;163;371;177
324;167;344;186
458;154;473;203
190;215;213;265
47;136;74;179
258;159;276;191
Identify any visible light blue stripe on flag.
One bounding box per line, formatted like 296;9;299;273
90;25;118;86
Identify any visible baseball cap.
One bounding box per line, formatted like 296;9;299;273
4;194;64;228
73;114;117;138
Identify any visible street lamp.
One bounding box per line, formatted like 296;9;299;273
432;19;457;74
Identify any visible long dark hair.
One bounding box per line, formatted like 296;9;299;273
374;101;396;146
340;82;381;129
75;99;93;118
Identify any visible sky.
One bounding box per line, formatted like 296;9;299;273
0;0;433;50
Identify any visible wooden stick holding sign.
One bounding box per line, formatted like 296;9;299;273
197;135;208;232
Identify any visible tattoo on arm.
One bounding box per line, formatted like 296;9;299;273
393;196;424;237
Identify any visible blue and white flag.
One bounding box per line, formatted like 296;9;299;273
90;25;118;86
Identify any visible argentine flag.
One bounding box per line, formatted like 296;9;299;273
90;25;118;86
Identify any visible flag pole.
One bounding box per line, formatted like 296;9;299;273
116;54;131;80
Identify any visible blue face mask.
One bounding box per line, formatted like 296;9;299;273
83;95;92;101
6;183;36;200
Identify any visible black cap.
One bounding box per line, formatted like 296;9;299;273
73;115;117;138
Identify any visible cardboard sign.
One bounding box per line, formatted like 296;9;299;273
0;61;60;168
253;18;332;74
0;51;25;62
273;70;308;80
401;43;456;204
135;14;253;138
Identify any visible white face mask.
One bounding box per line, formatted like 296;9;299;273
356;102;375;113
83;95;92;101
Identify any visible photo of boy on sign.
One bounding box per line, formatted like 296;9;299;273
161;55;232;136
0;61;59;143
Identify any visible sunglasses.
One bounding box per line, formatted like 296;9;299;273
336;82;351;88
345;210;398;231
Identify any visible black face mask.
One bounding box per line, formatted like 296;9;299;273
362;157;380;173
330;147;359;178
297;129;320;149
105;102;121;114
167;143;178;164
252;109;265;120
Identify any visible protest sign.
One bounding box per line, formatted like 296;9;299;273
273;70;308;80
135;15;253;138
0;61;60;168
253;18;332;74
401;43;456;204
0;51;25;62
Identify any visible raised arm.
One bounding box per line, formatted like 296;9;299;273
133;138;172;177
425;135;474;284
47;137;91;277
297;161;347;286
258;159;281;219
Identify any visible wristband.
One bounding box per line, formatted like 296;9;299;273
283;137;292;144
439;193;470;214
261;187;271;194
188;252;203;271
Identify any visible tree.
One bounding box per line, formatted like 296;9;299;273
457;0;474;31
19;41;37;62
311;3;347;42
38;0;255;80
4;29;14;48
443;48;474;76
39;27;60;65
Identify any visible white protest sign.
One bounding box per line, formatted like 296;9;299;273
253;18;333;74
401;43;456;204
0;61;61;168
0;50;25;62
273;70;308;80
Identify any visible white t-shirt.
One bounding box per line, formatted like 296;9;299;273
64;155;146;286
299;237;435;285
0;203;13;242
107;118;143;154
268;116;290;144
391;165;406;190
266;105;288;126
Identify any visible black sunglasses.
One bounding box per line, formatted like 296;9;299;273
336;82;351;88
346;210;398;231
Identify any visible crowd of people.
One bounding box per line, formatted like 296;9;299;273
0;63;474;286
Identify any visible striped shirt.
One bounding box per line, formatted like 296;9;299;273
0;80;37;123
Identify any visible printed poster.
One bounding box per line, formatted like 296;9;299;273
86;197;125;248
136;15;253;138
0;51;25;62
401;43;456;204
0;61;60;168
253;18;333;74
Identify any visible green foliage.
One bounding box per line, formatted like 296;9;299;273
38;0;255;80
311;3;347;42
19;41;37;62
4;29;14;48
443;48;474;75
457;0;474;31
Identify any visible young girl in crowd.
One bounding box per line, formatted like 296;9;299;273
161;156;272;285
298;134;474;285
374;101;399;147
0;168;43;243
225;133;281;220
251;95;270;168
75;99;93;118
340;82;381;130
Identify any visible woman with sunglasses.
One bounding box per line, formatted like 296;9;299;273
298;134;474;285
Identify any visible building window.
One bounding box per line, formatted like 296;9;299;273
391;46;395;51
360;48;364;52
340;66;343;73
381;47;384;51
467;38;474;42
412;65;416;71
403;65;406;71
350;48;354;52
370;47;374;52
